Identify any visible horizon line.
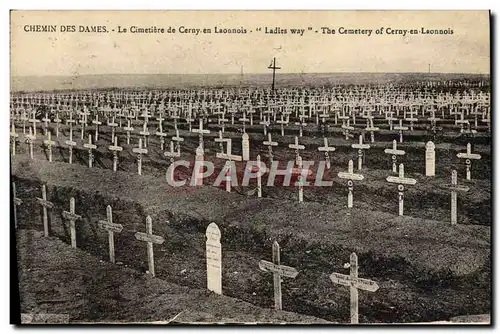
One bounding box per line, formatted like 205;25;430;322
11;71;491;78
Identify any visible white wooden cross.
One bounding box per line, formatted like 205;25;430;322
385;112;398;131
132;138;148;175
455;112;469;133
83;134;97;168
42;112;51;136
263;132;278;163
294;116;307;137
393;119;409;143
166;129;184;159
108;136;123;172
12;182;22;229
78;111;87;140
318;137;336;169
170;112;180;130
123;119;134;145
288;136;305;164
259;241;299;310
456;143;481;180
259;117;270;136
92;114;102;142
43;131;57;162
318;111;329;133
383;140;406;173
155;117;168;151
98;205;123;264
25;127;37;160
276;114;289;137
386;164;417;216
62;197;82;248
337;160;364;209
192;118;210;149
10;122;19;156
404;108;419;131
20;110;28;134
239;109;250;133
338;109;350;128
364;118;380;143
351;135;370;171
53;112;62;137
330;253;379;324
341;119;355;140
29;110;41;137
139;121;150;148
295;156;306;202
427;108;441;135
36;184;54;237
107;117;118;143
135;216;165;277
442;170;469;225
214;130;226;154
64;122;77;164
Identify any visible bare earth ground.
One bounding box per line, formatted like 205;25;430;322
15;229;327;324
12;156;491;323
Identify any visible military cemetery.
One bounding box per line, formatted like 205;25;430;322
11;10;491;326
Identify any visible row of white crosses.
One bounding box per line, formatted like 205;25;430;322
30;185;167;277
15;115;485;186
11;90;489;149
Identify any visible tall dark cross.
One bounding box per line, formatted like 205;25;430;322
268;57;281;93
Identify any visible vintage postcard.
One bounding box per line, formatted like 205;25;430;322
10;10;491;325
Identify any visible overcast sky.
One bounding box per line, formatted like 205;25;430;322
11;10;490;76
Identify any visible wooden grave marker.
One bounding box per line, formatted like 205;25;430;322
64;122;77;164
259;241;299;310
43;131;57;162
36;184;54;237
132;138;148;175
318;137;336;169
83;134;97;168
25;127;37;160
108;136;123;172
337;160;364;209
135;215;165;277
330;253;379;324
98;205;123;263
456;143;481;180
263;132;278;163
384;140;405;173
192;118;210;150
62;197;82;248
441;170;470;225
386;163;417;216
288;136;305;164
351;135;370;171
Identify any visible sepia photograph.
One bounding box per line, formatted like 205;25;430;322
9;10;491;325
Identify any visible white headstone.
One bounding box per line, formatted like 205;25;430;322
242;133;250;161
425;141;436;176
206;223;222;295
